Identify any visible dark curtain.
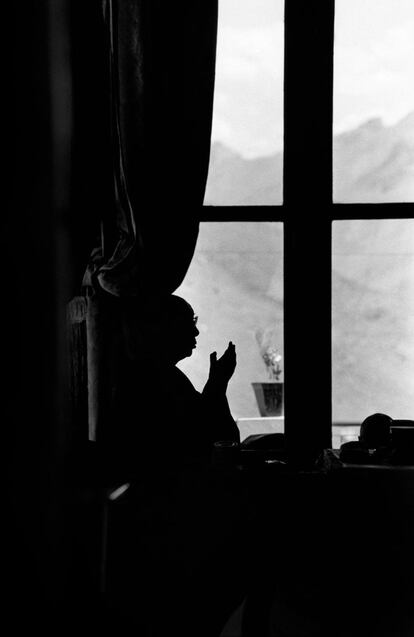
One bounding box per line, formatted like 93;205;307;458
69;0;219;441
86;0;218;297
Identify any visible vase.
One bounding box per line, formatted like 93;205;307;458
252;381;284;417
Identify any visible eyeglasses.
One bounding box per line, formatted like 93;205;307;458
171;312;198;327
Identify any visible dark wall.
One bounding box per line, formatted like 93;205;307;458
6;1;75;630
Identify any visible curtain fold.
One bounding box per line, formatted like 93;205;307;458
88;0;218;297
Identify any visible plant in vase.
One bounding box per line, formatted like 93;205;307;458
262;347;283;381
252;329;284;417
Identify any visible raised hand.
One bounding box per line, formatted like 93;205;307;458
207;341;237;392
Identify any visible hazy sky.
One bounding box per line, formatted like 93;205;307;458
334;0;414;133
211;0;284;158
212;0;414;157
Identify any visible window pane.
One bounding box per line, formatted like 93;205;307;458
332;220;414;429
333;0;414;202
204;0;284;206
175;222;284;441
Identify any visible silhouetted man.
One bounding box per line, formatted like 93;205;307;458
107;293;240;480
104;295;249;636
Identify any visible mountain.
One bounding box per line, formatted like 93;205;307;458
332;224;414;422
177;218;414;424
333;112;414;202
177;113;414;426
176;223;284;421
204;143;282;205
204;111;414;205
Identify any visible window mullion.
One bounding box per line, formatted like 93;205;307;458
283;0;335;459
200;206;285;222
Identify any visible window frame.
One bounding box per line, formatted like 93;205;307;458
201;0;413;460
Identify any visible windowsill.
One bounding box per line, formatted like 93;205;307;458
236;417;360;449
236;416;284;442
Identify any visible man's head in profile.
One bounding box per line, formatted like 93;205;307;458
161;295;200;363
121;293;200;364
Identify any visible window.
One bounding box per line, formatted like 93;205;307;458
332;0;414;447
176;0;285;442
176;222;283;441
333;0;414;203
182;0;414;453
204;0;284;206
332;219;414;444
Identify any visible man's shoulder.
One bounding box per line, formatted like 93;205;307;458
171;365;201;396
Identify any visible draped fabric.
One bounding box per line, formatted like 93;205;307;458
72;1;218;441
85;0;218;297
